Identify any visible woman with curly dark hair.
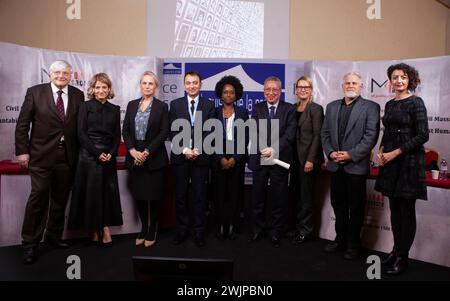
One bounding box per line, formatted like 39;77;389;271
213;75;248;240
375;63;429;275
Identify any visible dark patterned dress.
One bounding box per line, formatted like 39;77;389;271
375;95;429;200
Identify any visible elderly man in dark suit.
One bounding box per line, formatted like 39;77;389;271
321;72;380;260
169;71;215;247
248;76;297;248
15;60;84;264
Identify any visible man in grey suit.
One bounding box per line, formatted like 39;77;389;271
321;72;380;260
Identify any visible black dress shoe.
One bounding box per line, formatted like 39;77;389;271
23;247;38;265
323;241;346;253
194;234;206;247
381;252;397;266
292;234;307;244
343;248;360;260
386;257;408;275
270;236;281;248
173;231;188;245
248;231;264;243
44;238;69;249
285;230;299;239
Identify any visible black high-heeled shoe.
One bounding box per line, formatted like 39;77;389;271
381;252;397;266
216;225;225;240
386;257;408;275
228;224;236;240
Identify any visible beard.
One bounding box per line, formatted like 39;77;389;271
344;91;360;99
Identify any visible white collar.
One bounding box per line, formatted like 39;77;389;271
51;83;68;95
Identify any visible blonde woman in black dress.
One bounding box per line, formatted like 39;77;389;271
122;71;169;247
68;73;122;246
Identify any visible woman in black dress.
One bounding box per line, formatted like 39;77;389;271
122;71;169;247
213;75;248;240
375;63;429;275
68;73;123;245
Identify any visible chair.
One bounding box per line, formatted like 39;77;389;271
425;148;440;170
118;140;127;157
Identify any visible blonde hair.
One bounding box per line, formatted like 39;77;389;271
140;71;160;87
296;75;314;103
87;73;115;99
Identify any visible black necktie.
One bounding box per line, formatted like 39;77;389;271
267;106;276;146
269;106;275;119
56;90;65;122
190;100;195;148
190;100;195;116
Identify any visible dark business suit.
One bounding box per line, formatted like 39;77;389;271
213;105;249;235
248;100;296;239
292;101;324;237
169;96;215;238
15;83;84;246
321;96;380;249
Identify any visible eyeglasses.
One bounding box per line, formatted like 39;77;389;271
296;86;311;91
264;88;280;93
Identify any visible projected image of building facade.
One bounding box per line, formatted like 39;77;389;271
174;0;264;58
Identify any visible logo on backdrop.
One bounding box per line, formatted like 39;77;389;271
369;77;394;100
163;63;183;75
185;62;285;115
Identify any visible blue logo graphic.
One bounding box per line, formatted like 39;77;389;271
163;63;182;75
185;63;285;115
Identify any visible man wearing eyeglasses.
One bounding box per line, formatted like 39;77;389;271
15;60;84;264
248;76;296;248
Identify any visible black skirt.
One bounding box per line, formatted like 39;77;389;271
68;148;123;231
129;140;166;201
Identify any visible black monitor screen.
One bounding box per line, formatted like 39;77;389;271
132;256;234;281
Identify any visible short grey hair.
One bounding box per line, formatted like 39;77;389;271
342;72;363;84
49;60;72;73
264;76;282;89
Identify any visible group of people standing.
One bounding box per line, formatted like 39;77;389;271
15;60;429;276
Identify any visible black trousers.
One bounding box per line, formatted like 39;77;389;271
330;168;367;249
389;197;417;258
135;198;162;240
22;145;73;246
173;162;209;235
294;167;319;237
213;163;243;229
251;166;289;238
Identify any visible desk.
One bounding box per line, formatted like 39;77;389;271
369;166;450;189
0;160;175;247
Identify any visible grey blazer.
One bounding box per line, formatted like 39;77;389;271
321;96;380;175
296;101;324;166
